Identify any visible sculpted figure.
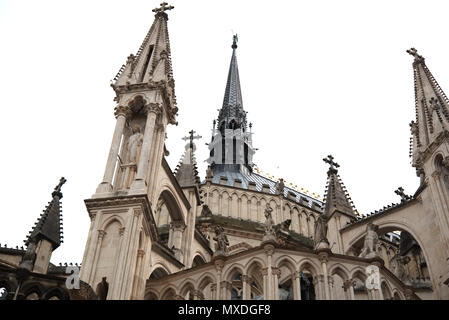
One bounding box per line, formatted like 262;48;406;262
359;223;379;259
314;213;329;247
390;254;411;283
213;226;229;253
18;241;37;273
264;203;275;235
126;125;143;164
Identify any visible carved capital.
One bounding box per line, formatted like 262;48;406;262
432;170;442;179
119;227;125;236
214;259;225;271
98;230;107;240
137;249;145;257
242;275;252;283
146;103;161;116
114;105;132;119
272;267;281;276
89;212;97;222
170;221;186;232
318;252;329;263
221;281;232;290
264;244;275;256
261;267;269;276
133;208;143;218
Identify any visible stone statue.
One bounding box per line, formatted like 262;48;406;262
314;213;329;248
206;166;213;180
18;241;37;274
264;203;275;237
280;219;291;232
213;226;229;254
275;178;285;195
126;125;144;164
390;254;411;284
359;223;380;259
200;204;212;217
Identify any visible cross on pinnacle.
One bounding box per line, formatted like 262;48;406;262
394;187;411;202
152;2;174;13
182;130;202;147
52;177;67;198
323;155;340;172
54;177;67;193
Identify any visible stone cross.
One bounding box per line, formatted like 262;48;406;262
323;155;340;171
394;187;410;202
182;130;202;146
54;177;67;193
406;48;424;62
152;2;174;13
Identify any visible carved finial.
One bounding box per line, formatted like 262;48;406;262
232;34;238;49
152;2;174;13
407;48;424;63
182;130;202;148
323;155;340;174
52;177;67;198
394;187;411;202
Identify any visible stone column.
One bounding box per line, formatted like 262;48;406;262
211;283;217;300
264;244;275;299
89;229;106;284
318;252;330;300
343;279;353;300
242;275;250;300
294;271;302;300
214;259;224;300
262;268;268;299
313;276;321;300
130;103;160;193
328;276;334;300
96;106;130;194
272;267;281;300
131;249;145;299
170;221;186;261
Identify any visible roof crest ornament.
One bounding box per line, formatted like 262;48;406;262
152;2;174;13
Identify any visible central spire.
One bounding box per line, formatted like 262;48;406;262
207;35;255;175
217;34;247;133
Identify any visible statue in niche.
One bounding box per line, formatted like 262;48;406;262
213;226;229;255
126;125;144;164
314;212;330;249
263;203;276;241
390;254;411;284
359;223;380;259
120;125;144;189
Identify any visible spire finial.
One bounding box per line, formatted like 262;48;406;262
394;186;412;202
52;177;67;199
407;47;424;63
182;130;202;148
152;2;174;13
232;34;238;49
323;155;340;174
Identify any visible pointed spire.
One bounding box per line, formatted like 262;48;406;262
114;2;175;87
408;48;449;165
24;177;66;250
217;34;246;132
322;156;357;218
174;131;201;187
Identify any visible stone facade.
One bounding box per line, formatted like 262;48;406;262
1;4;449;301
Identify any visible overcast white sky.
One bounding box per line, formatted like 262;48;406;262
1;0;448;264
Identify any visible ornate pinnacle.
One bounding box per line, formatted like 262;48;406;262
394;186;411;202
152;2;174;13
407;47;424;63
232;34;238;49
52;177;67;198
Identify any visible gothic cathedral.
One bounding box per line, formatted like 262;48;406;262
1;3;449;300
